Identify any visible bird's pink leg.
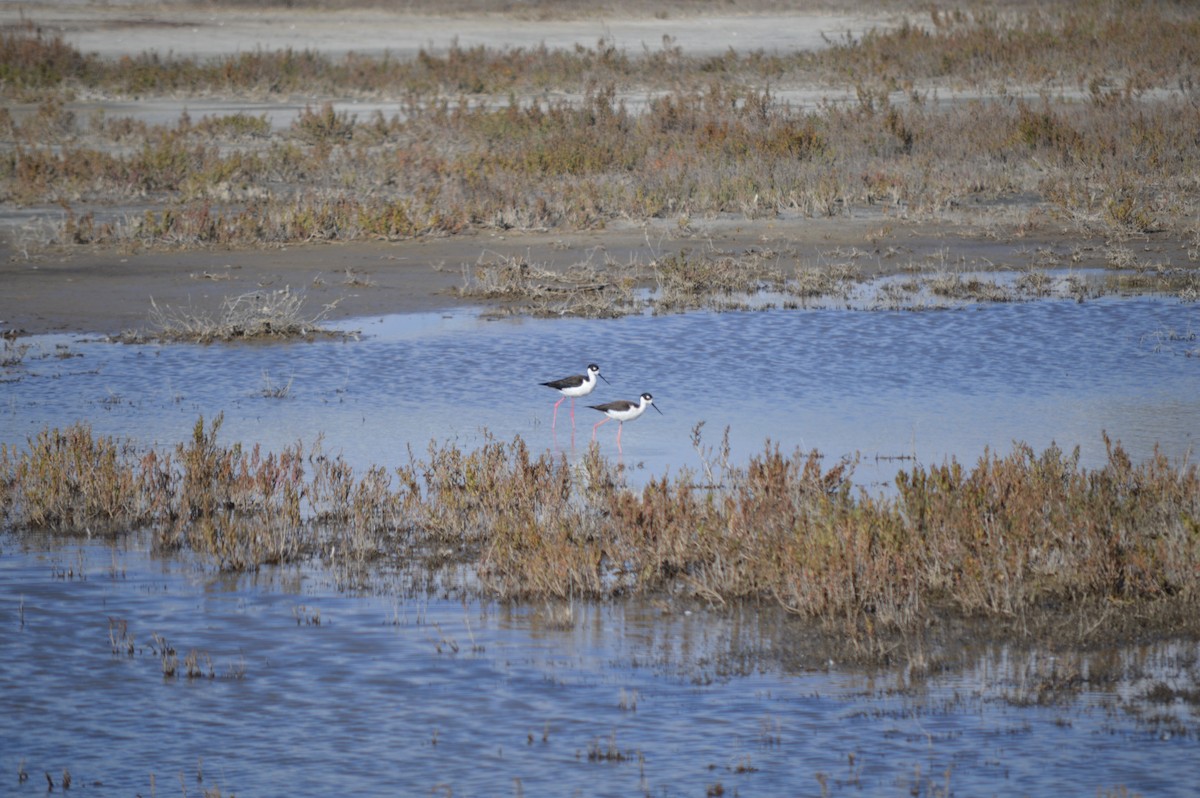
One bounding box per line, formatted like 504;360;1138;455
552;396;565;428
570;397;576;424
616;422;623;452
592;416;611;441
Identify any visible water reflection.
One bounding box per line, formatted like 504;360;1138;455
4;293;1198;795
3;296;1197;493
1;534;1196;797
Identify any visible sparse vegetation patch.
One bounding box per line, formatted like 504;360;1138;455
4;3;1200;253
2;417;1197;657
139;287;339;342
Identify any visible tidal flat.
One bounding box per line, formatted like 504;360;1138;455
2;1;1199;794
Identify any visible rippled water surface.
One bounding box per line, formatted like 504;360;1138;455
3;295;1198;489
2;534;1198;797
3;296;1199;795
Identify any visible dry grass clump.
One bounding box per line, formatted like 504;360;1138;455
652;249;788;313
788;262;861;305
13;88;1190;249
2;418;1198;650
1;337;32;368
455;249;868;316
893;436;1200;619
6;5;1198;98
457;246;1200;316
456;247;861;317
821;4;1200;90
0;25;646;99
0;415;402;569
862;255;1200;308
455;250;641;317
925;271;1011;302
1103;269;1200;301
144;288;337;342
2;424;153;533
4;4;1200;251
178;0;823;16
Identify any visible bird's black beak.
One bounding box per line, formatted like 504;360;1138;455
652;402;663;415
599;373;611;385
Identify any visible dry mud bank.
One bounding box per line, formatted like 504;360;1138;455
3;215;1196;336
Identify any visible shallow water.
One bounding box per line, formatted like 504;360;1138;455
3;294;1198;491
1;533;1197;797
3;297;1200;795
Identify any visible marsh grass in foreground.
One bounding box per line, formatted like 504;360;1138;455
1;416;1197;657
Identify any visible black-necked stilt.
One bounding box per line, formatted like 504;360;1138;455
588;392;661;450
540;363;609;428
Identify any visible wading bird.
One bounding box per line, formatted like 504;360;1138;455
589;392;661;451
540;363;609;428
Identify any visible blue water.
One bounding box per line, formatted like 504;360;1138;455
3;297;1200;795
3;296;1197;491
1;533;1196;798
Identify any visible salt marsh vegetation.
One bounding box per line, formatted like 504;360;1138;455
2;2;1199;253
2;416;1196;661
